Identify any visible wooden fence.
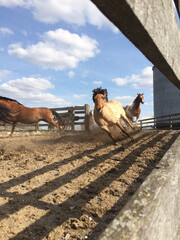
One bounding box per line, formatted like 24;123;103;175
1;106;179;132
137;113;180;130
0;104;90;132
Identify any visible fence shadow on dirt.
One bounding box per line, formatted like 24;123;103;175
0;130;179;239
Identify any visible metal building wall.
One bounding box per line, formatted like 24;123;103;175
153;66;180;117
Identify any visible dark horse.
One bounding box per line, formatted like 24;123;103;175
0;96;63;136
124;93;144;125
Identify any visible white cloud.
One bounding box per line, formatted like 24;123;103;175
114;95;134;105
0;0;26;7
0;27;13;36
0;77;70;106
0;69;12;81
112;77;127;86
112;67;153;89
68;70;75;78
4;77;54;92
8;28;99;70
93;81;102;85
0;0;118;32
144;101;153;106
73;94;88;99
114;96;134;101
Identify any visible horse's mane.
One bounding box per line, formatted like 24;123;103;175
133;95;139;103
0;96;23;105
133;94;143;104
92;87;108;102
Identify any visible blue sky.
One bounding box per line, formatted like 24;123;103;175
0;0;154;119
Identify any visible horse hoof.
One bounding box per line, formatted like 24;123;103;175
113;141;121;146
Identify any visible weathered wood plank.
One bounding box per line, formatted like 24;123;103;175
91;0;180;89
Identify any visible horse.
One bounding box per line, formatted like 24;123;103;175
93;88;135;143
58;110;80;130
0;96;63;136
124;93;144;125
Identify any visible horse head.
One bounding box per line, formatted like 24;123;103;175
137;93;144;104
93;93;105;112
92;87;108;103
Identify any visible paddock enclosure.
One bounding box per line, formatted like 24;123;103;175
0;128;179;240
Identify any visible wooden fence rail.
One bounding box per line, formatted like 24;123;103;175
137;113;180;130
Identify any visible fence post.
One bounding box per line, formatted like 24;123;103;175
85;104;90;131
35;123;39;132
140;120;142;130
71;107;75;131
169;115;172;129
154;118;156;129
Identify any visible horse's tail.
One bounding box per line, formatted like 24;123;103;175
0;104;13;123
51;109;65;129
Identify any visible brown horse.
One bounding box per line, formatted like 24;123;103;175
93;89;135;143
124;93;144;125
0;96;63;136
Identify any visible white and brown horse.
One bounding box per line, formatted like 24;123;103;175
93;88;135;143
0;96;64;136
124;93;144;125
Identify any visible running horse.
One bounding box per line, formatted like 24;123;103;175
0;96;64;136
124;93;144;125
93;88;135;143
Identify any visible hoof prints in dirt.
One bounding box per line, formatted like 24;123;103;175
0;130;179;240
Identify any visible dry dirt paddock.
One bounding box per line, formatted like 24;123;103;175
0;128;179;240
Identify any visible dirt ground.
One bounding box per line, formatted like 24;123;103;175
0;128;179;240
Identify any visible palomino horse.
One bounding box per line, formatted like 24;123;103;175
0;96;63;136
124;93;144;125
93;89;135;143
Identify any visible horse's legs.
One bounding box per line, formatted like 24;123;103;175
135;116;139;126
101;125;116;143
45;113;63;130
121;115;135;130
9;122;17;137
48;119;62;130
116;120;133;140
